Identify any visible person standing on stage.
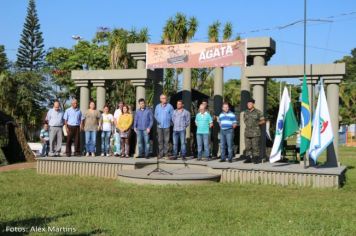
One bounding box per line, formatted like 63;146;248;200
243;98;265;164
113;101;124;156
64;99;83;157
99;104;114;157
82;101;101;157
117;105;133;158
154;94;174;159
134;98;153;159
218;102;237;163
45;100;64;157
195;104;213;161
171;100;190;160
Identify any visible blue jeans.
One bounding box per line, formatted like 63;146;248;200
85;131;97;153
173;130;186;157
114;132;121;154
101;131;111;154
41;141;49;156
196;133;209;159
220;128;234;161
137;130;150;157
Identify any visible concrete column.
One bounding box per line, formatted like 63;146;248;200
152;69;163;157
132;58;147;157
239;67;250;156
250;78;267;161
213;67;224;157
241;37;276;158
78;81;90;113
135;85;146;109
75;80;89;155
92;80;106;112
183;68;192;156
135;59;146;109
247;53;267;161
325;79;341;167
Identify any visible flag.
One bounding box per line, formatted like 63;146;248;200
309;83;334;162
270;87;299;163
300;75;311;157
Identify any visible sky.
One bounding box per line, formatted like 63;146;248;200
1;0;355;84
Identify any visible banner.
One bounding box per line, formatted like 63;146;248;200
146;40;246;69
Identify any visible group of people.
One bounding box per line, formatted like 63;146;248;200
40;94;265;164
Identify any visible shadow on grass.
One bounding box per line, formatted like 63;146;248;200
0;213;108;235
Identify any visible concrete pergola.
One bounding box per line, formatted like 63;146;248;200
71;37;345;167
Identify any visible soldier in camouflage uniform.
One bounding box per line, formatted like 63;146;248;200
243;98;265;164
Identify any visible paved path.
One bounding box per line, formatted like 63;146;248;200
0;162;36;173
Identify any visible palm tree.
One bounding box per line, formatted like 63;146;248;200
223;22;233;42
161;13;198;94
208;21;221;43
100;28;149;108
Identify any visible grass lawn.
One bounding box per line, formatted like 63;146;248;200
1;147;356;235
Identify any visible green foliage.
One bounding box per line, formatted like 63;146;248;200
162;13;199;95
16;0;45;71
0;45;8;73
224;79;241;108
208;21;221;43
0;146;355;235
46;28;148;110
222;22;233;41
335;48;356;124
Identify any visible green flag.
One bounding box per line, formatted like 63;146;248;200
300;75;311;157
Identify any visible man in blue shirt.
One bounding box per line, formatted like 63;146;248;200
134;98;153;158
63;99;83;157
154;94;174;159
218;102;237;163
171;100;190;160
45;100;64;157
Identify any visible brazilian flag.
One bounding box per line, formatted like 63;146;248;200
300;75;311;157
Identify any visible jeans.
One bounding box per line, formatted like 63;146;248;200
41;141;49;156
101;131;111;154
173;130;186;157
85;131;97;153
196;133;209;159
157;127;170;157
136;130;150;157
114;132;121;154
220;128;234;161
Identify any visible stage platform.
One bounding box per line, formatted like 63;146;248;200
36;156;347;188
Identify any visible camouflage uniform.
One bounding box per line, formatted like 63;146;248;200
244;108;264;157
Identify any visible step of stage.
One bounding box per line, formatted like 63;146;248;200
35;157;347;188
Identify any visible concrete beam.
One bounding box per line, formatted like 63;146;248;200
127;43;146;54
245;63;346;78
72;69;148;80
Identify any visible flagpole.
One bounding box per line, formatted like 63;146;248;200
303;0;307;168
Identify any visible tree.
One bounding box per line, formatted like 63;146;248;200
208;21;221;43
335;48;356;124
223;22;233;42
224;79;241;108
47;27;149;110
162;13;198;94
0;45;8;73
16;0;45;71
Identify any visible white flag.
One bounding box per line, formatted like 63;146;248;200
270;87;298;163
309;84;334;162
